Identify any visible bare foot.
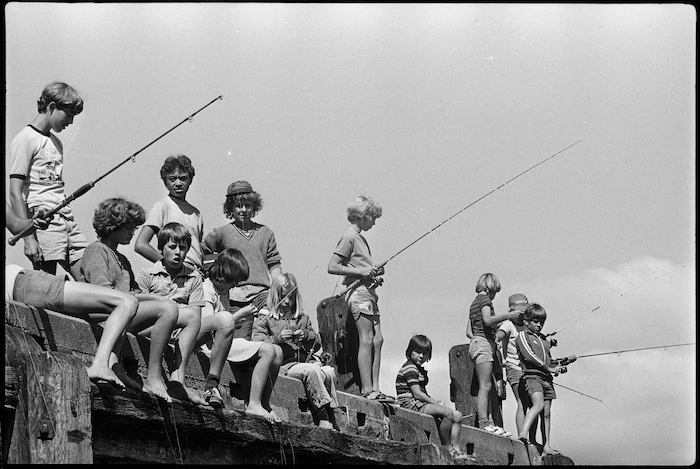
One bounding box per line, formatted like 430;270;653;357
542;447;561;455
268;409;281;423
166;381;207;405
245;404;275;423
87;364;125;388
318;420;333;430
143;378;172;402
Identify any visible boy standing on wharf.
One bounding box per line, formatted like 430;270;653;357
135;154;204;271
327;195;393;402
9;81;89;278
515;303;564;455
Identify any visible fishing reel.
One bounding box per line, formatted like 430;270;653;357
367;275;384;290
548;338;558;348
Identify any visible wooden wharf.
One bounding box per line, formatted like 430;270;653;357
4;299;573;465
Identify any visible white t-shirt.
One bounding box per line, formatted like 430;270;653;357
498;319;526;370
144;196;204;270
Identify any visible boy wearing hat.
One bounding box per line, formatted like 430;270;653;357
203;180;282;340
135;154;205;271
495;293;531;436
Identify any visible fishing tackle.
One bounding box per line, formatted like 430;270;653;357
553;382;603;404
545;265;687;339
332;139;584;298
8;95;224;246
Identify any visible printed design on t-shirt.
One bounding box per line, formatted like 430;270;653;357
36;146;63;183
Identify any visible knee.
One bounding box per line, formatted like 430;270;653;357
453;410;463;422
373;334;384;349
121;294;139;319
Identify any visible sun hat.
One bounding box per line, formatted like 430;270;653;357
508;293;529;312
226;180;254;196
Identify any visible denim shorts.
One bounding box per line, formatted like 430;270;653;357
468;336;495;365
347;286;380;322
13;269;65;312
523;375;557;400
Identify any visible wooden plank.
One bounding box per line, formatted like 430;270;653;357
89;383;427;464
316;296;361;395
26;351;93;463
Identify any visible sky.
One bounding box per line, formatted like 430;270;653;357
4;3;696;465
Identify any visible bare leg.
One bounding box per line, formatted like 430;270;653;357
354;314;374;394
371;319;384;393
169;306;205;405
518;392;544;441
198;313;235;379
62;282;139;387
541;400;559;455
246;343;281;422
511;382;525;435
475;360;494;428
129;299;178;402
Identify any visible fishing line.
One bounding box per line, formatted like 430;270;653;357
546;264;687;338
575;342;695;359
333;139;584;298
8;95;224;246
553;382;603;404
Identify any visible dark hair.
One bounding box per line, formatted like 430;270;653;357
157;222;192;251
37;81;83;115
208;248;249;286
524;303;547;322
92;198;145;239
405;334;432;361
223;191;263;219
160;154;195;181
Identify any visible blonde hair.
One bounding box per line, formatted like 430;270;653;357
347;195;382;223
475;273;501;294
266;272;304;320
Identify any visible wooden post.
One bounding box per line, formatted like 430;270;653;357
316;296;361;395
24;351;93;463
449;343;503;429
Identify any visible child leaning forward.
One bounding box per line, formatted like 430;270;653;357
395;335;470;462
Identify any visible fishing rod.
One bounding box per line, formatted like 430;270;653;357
8;95;224;246
332;139;584;298
545;265;687;339
574;342;695;360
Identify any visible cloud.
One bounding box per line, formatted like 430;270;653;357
375;257;695;465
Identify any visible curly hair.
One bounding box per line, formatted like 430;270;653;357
160;154;195;181
92;198;146;239
347;195;382;223
223;191;264;219
37;81;83;115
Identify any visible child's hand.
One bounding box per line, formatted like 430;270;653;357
507;310;522;321
280;329;295;341
293;329;304;340
371;264;385;277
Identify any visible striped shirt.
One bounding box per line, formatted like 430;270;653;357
395;360;429;402
515;328;552;379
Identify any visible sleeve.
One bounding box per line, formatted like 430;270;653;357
301;315;317;342
9;130;34;178
187;274;206;307
135;268;151;293
81;246;116;289
203;228;220;253
266;229;282;267
333;234;353;261
143;200;166;231
200;279;219;317
251;315;274;343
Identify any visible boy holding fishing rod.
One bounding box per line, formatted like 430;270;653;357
327;195;394;402
135;154;205;272
9;81;89;279
515;303;571;455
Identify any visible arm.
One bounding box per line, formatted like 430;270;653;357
495;329;508;362
134;225;163;264
9;178;42;262
269;263;282;281
327;253;377;277
466;315;473;339
251;315;275;343
482;305;520;327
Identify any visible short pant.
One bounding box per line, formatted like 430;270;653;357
523;375;557;401
347;286;379;323
505;365;524;387
31;208;87;264
398;397;427;412
468;336;495;365
13;269;66;312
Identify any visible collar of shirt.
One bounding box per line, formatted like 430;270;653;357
146;260;197;280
